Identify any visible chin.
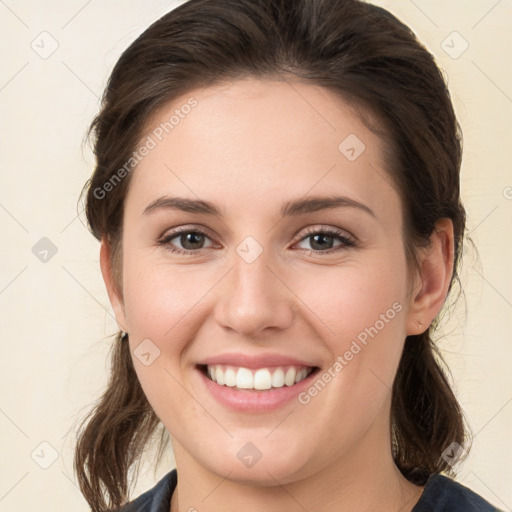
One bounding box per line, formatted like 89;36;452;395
193;435;313;486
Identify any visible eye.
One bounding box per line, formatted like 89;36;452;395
294;225;356;254
157;227;215;255
157;225;356;255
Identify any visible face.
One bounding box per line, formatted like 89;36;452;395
105;78;425;484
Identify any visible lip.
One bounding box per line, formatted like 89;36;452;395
200;352;316;369
195;363;320;413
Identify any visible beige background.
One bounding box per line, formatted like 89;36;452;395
1;0;511;510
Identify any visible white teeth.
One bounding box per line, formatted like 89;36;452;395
271;367;285;388
205;364;313;390
215;366;225;386
224;367;237;387
254;369;272;390
295;368;308;383
236;367;253;389
284;368;296;386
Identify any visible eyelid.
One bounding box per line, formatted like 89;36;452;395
158;224;355;244
158;223;357;255
157;224;218;252
297;224;356;243
158;223;215;240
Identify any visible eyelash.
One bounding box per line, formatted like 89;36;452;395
157;225;356;256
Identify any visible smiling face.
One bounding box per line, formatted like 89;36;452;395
102;77;428;485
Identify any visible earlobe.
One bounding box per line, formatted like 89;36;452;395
405;218;455;336
99;239;128;333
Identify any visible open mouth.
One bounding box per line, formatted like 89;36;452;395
198;364;320;391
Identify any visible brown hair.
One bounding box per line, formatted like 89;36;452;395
75;0;469;509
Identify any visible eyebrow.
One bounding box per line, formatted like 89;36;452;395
142;194;375;218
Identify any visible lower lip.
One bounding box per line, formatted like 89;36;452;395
196;367;319;413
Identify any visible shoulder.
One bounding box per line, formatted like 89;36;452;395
413;473;503;511
116;469;177;512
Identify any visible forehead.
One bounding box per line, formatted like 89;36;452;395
126;78;399;220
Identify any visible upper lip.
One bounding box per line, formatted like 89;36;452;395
199;352;317;369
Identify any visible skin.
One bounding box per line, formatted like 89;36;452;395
100;78;454;512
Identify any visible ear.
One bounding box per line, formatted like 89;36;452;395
405;218;455;335
100;239;128;333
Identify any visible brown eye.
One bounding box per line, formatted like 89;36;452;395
158;228;214;254
177;232;206;250
295;227;355;254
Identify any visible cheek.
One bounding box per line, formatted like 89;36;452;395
294;252;408;346
120;255;211;428
296;251;408;415
121;254;209;341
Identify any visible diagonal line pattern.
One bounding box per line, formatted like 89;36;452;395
471;61;512;104
265;410;294;438
61;61;99;99
0;202;29;233
265;265;336;335
200;471;233;503
0;0;29;28
407;0;439;28
470;471;511;511
164;163;233;234
163;267;234;337
471;0;502;30
369;367;392;391
368;161;400;197
472;267;512;308
60;265;127;329
265;164;337;236
277;71;336;131
265;471;311;511
468;205;499;234
163;367;233;438
396;489;425;512
61;0;93;29
0;266;28;296
163;161;337;340
60;206;85;234
473;396;512;438
0;472;29;502
0;61;29;92
61;470;81;490
0;408;30;438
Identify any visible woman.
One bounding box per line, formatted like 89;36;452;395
74;0;502;510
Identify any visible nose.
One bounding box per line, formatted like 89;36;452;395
214;249;294;338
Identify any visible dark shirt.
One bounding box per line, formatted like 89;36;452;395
118;469;502;511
